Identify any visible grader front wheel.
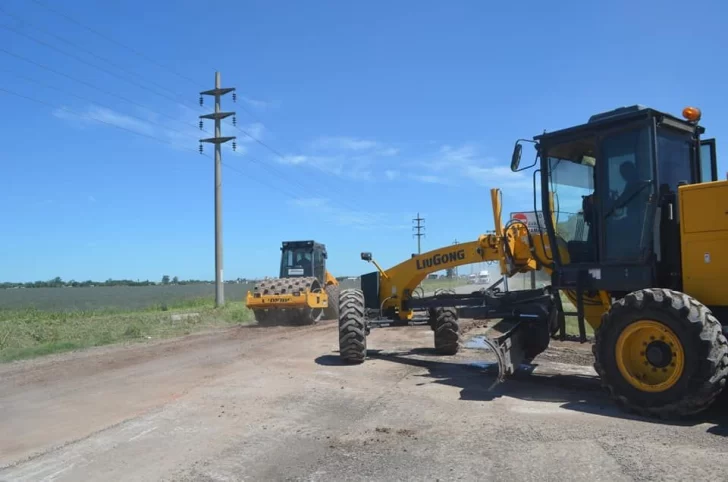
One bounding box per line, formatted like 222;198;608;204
432;307;460;355
593;288;728;419
338;289;367;364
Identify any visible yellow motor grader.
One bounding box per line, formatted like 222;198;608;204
337;104;728;419
246;240;339;325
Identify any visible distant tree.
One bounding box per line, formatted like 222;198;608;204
172;276;179;284
162;275;170;285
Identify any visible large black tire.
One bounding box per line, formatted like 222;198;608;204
593;288;728;419
254;309;273;325
433;307;460;355
338;289;367;363
324;283;340;320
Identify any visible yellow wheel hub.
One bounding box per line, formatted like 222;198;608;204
615;320;685;393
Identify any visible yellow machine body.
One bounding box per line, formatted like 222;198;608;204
679;180;728;306
245;278;332;310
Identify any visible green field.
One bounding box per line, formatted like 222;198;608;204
0;279;362;312
0;283;253;312
0;297;254;363
0;276;593;363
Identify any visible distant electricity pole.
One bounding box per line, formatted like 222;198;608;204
199;72;236;308
448;239;459;278
412;213;425;254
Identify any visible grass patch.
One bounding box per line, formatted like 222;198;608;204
560;295;596;338
0;297;254;363
564;316;596;338
419;278;469;292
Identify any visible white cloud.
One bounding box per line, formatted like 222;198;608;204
238;122;265;142
279;155;309;165
378;147;400;157
311;136;380;151
52;103;266;156
241;96;277;110
88;195;97;203
412;143;530;189
276;153;373;181
408;174;454;185
281;135;404;181
53;106;155;136
288;197;409;230
290;197;328;208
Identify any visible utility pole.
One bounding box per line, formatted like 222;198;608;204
412;213;425;254
199;72;236;307
448;239;459;279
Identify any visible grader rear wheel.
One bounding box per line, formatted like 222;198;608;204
594;288;728;419
324;283;340;320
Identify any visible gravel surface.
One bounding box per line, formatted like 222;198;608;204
1;317;726;481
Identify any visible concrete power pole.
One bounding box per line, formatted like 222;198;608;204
412;213;425;254
199;72;236;307
447;239;459;279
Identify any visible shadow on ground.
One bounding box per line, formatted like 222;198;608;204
315;348;728;435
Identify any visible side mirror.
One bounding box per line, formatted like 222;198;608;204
361;252;372;262
510;142;523;172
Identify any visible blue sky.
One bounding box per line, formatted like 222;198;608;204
1;0;727;282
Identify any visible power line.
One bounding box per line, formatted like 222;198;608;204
0;22;193;111
0;9;233;131
0;84;310;205
1;17;268;146
0;14;345;197
19;0;307;166
0;85;374;220
2;3;377;214
0;5;186;99
2;68;200;141
0;65;333;207
0;46;206;133
28;0;205;87
18;0;366;206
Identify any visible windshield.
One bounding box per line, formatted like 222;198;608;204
280;248;313;277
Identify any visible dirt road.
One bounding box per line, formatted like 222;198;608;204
1;319;727;481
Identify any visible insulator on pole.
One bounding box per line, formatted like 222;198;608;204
232;141;237;151
232;116;237;126
199;120;203;130
199;95;203;106
232;92;237;102
199;143;203;154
